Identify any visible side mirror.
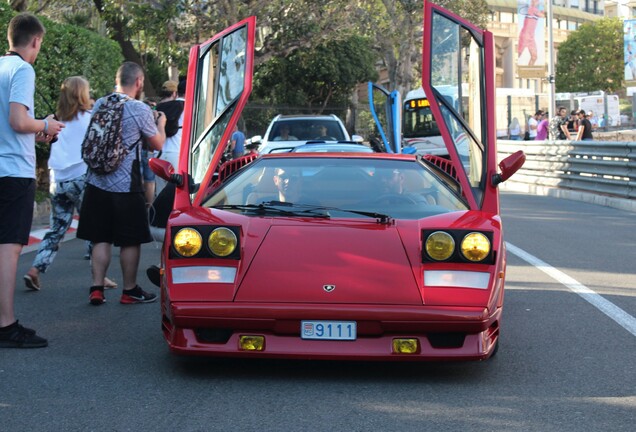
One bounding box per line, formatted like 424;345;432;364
351;134;364;144
149;158;183;187
492;150;525;186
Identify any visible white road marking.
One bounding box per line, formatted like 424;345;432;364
506;242;636;337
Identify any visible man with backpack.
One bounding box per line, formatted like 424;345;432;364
77;61;166;306
155;79;185;194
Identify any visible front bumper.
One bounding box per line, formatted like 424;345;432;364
162;303;501;361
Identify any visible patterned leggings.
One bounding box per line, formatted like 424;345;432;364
31;175;85;273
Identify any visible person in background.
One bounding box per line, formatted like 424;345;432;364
230;123;245;159
0;13;64;348
576;109;594;141
314;124;335;140
528;110;543;140
566;110;578;135
273;124;297;141
508;117;521;140
549;106;571;140
273;167;302;202
587;111;599;131
23;77;117;292
141;98;159;206
156;79;185;194
76;62;165;306
598;114;607;128
535;111;549;140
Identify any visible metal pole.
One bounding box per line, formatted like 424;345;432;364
507;95;512;138
547;0;556;117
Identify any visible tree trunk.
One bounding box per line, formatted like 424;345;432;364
92;0;156;97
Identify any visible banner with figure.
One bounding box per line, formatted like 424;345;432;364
624;19;636;83
517;0;546;78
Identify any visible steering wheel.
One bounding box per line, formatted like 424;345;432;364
373;193;418;205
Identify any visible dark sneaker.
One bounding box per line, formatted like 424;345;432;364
24;273;41;291
89;286;105;305
0;321;48;348
120;286;157;304
146;265;161;287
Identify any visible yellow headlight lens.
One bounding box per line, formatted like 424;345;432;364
208;227;237;257
425;231;455;261
392;338;419;354
460;232;491;262
173;228;202;257
239;335;265;351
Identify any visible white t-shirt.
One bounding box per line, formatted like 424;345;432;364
48;110;91;182
528;117;538;138
0;55;36;178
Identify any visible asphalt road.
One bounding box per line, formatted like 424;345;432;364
1;191;634;432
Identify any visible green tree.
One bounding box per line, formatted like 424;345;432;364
351;0;489;96
555;17;623;93
13;0;490;101
254;35;378;113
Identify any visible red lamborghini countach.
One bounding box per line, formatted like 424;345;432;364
150;0;525;361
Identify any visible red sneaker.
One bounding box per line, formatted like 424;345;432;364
89;286;105;305
120;286;157;304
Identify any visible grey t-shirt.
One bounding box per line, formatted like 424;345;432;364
86;94;158;193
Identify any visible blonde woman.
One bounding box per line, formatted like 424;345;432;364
24;77;116;290
508;117;521;140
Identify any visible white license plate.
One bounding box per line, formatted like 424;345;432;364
301;320;357;340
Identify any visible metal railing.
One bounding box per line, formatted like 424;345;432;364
497;139;636;202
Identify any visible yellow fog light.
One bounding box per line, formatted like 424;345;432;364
425;231;455;261
173;228;202;257
460;232;491;262
208;227;237;257
392;338;419;354
239;335;265;351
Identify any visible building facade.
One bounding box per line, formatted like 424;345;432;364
486;0;606;94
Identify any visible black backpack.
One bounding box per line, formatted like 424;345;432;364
81;93;130;174
156;99;184;137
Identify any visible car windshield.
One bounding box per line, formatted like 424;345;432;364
267;120;346;142
203;157;468;220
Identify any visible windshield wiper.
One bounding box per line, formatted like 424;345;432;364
213;203;330;218
263;202;393;225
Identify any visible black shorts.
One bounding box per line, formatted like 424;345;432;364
0;177;35;245
77;184;152;247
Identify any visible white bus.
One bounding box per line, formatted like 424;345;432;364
402;87;448;156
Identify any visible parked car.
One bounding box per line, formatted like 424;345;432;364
149;0;525;361
254;114;364;154
292;142;374;153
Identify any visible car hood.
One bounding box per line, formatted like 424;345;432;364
235;223;423;305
